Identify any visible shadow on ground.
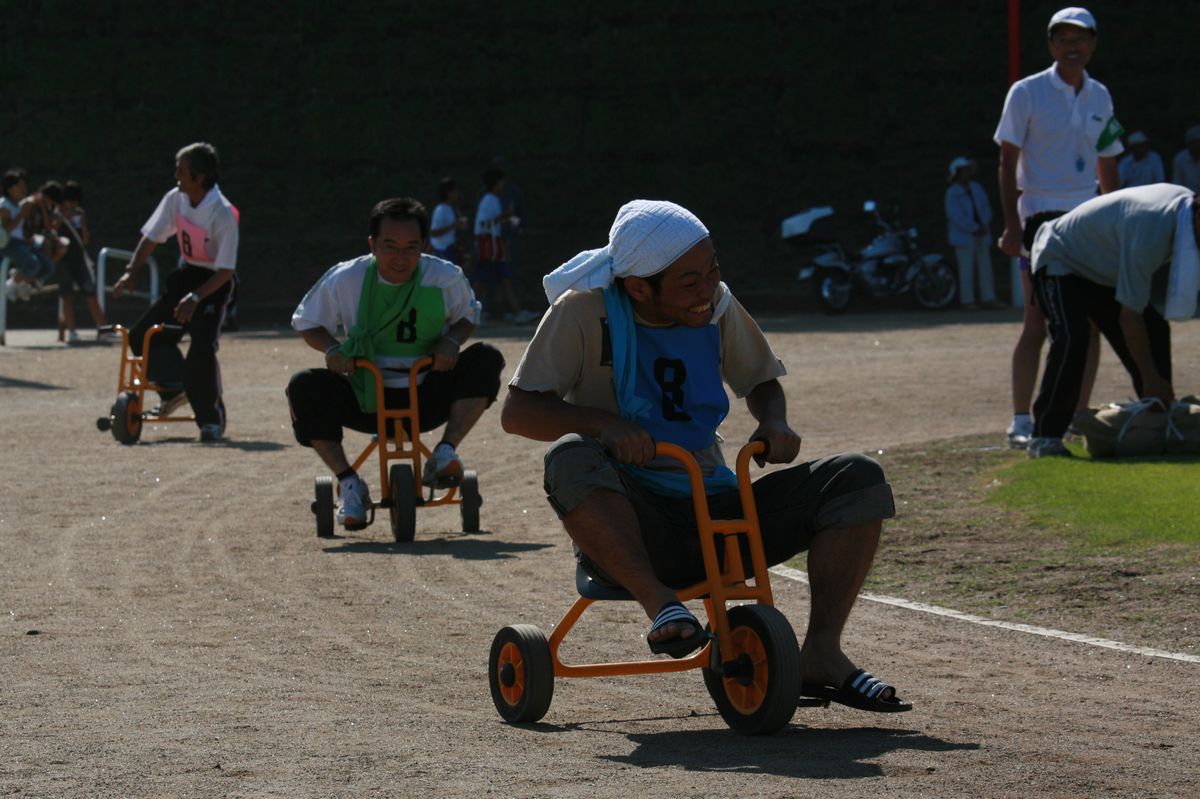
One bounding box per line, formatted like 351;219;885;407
507;721;978;779
322;536;552;560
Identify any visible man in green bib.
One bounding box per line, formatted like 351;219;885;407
288;197;506;530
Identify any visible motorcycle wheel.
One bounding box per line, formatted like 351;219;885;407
912;261;958;310
817;271;852;314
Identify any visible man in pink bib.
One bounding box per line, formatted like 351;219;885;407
114;142;239;442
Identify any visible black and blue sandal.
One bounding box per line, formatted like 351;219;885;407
800;668;913;713
647;601;706;659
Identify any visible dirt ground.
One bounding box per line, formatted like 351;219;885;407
2;310;1197;798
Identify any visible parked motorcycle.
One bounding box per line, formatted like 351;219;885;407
783;201;957;314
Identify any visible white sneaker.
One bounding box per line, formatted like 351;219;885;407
152;392;189;418
5;277;31;302
1006;416;1033;449
509;309;539;324
1027;437;1072;459
422;444;464;487
337;476;373;529
66;330;81;344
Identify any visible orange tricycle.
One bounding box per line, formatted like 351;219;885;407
488;440;803;735
310;357;482;543
95;323;194;444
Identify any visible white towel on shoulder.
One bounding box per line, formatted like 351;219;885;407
1165;198;1200;320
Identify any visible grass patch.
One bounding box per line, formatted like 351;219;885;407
787;434;1200;655
989;446;1200;549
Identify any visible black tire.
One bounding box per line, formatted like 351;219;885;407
912;260;958;310
489;624;554;723
389;463;417;543
313;476;335;538
110;391;142;445
817;270;852;314
702;604;800;734
460;470;481;533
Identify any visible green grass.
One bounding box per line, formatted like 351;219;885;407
988;444;1200;549
787;434;1200;655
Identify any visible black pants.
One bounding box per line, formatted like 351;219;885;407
1032;271;1172;438
129;265;233;429
285;342;505;446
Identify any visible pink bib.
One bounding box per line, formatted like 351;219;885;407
174;204;238;266
175;215;214;265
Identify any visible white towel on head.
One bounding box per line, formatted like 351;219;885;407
543;199;710;303
1165;197;1200;320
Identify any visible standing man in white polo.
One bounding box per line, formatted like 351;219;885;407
994;7;1123;448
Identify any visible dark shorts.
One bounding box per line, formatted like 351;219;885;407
542;435;896;587
55;254;96;295
475;259;513;284
286;342;506;446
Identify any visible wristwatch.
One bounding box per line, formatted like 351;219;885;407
185;291;202;304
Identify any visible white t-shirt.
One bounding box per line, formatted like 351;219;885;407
430;202;458;250
1;196;25;241
142;185;239;270
994;65;1124;219
291;253;482;387
474;192;502;237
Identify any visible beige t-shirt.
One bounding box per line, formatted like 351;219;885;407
509;285;786;472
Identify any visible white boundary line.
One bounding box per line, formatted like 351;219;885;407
769;564;1200;665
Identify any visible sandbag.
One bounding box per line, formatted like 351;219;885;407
1166;395;1200;454
1072;399;1168;458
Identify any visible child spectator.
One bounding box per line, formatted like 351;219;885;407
429;177;467;266
54;181;109;342
474;167;537;324
2;168;57;301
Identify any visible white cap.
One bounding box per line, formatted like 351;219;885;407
1127;131;1148;145
1048;7;1096;34
948;156;973;179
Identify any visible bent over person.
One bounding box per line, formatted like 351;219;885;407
287;198;505;530
1026;183;1198;457
113;142;239;442
501;199;910;713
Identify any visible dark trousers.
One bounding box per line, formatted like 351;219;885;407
1032;271;1172;438
285;342;505;446
129;265;233;429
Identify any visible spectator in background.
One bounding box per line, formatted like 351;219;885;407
474;166;537;324
2;168;57;301
1118;131;1165;188
53;180;109;342
1171;125;1200;193
993;6;1121;449
429;177;468;266
491;155;525;278
945;157;1002;310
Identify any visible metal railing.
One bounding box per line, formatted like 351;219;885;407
96;247;160;314
1;248;159;346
